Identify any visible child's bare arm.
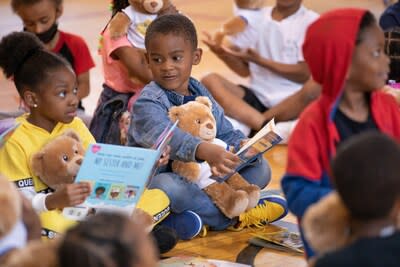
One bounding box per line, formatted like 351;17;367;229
45;182;91;210
223;47;310;84
196;142;241;177
108;12;131;39
112;46;153;84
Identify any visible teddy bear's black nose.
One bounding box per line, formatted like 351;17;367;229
76;158;83;165
206;123;213;129
150;1;158;8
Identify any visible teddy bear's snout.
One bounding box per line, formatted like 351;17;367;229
76;157;83;165
150;1;158;8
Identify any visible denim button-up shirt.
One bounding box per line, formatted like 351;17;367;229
128;77;245;162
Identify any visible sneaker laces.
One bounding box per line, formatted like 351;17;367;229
236;200;274;230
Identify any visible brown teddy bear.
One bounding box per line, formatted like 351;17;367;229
212;0;268;47
301;192;352;256
108;0;178;48
31;130;85;190
30;130;160;232
168;96;260;219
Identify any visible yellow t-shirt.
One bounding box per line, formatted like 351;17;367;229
0;115;170;238
0;115;95;239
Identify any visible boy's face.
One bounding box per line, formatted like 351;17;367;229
15;0;61;36
146;33;202;95
347;23;390;92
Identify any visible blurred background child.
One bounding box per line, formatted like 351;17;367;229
11;0;95;125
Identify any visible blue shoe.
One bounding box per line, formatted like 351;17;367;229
230;193;288;231
161;210;203;240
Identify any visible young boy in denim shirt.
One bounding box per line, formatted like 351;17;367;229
129;14;288;235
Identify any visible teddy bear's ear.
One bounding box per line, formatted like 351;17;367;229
168;106;181;122
195;96;212;109
30;152;45;177
62;129;81;143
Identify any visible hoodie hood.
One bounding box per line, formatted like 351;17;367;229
303;8;366;103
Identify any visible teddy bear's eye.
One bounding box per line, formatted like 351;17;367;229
195;119;201;124
74;150;79;154
62;155;69;162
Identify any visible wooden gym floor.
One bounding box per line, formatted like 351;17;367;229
0;0;386;266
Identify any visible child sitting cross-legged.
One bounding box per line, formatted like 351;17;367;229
129;14;288;236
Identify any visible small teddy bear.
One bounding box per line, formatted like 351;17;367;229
168;96;260;219
30;130;85;190
302;192;352;255
213;0;268;48
108;0;178;49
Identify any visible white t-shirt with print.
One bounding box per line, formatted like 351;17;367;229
249;5;319;108
228;6;268;49
122;6;157;49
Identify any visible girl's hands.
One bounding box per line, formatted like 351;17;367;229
157;145;171;167
46;182;91;210
196;142;241;177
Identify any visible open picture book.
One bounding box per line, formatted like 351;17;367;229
213;118;282;182
249;220;304;254
62;121;178;221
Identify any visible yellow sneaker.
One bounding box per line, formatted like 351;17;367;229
230;194;288;231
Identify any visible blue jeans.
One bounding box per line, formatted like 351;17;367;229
149;155;271;230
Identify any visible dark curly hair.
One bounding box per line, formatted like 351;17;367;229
0;31;71;95
59;213;143;267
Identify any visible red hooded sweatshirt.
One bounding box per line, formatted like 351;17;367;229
281;8;400;257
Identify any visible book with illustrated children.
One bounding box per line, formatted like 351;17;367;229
62;121;178;221
213;118;282;182
0;118;20;148
249;220;304;254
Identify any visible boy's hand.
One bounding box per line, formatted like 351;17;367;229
196;142;241;177
46;182;91;210
157;145;171;167
202;31;226;56
224;47;261;63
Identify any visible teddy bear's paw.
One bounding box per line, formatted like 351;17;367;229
203;183;249;219
243;185;261;211
226;190;250;218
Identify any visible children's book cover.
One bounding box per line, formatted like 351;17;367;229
214;118;282;182
63;121;178;221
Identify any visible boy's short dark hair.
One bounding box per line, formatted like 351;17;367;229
332;131;400;221
145;14;198;51
385;27;400;81
11;0;63;11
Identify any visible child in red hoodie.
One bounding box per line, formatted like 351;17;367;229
281;8;400;258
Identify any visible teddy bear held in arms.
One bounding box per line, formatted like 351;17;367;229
169;96;260;219
108;0;178;47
